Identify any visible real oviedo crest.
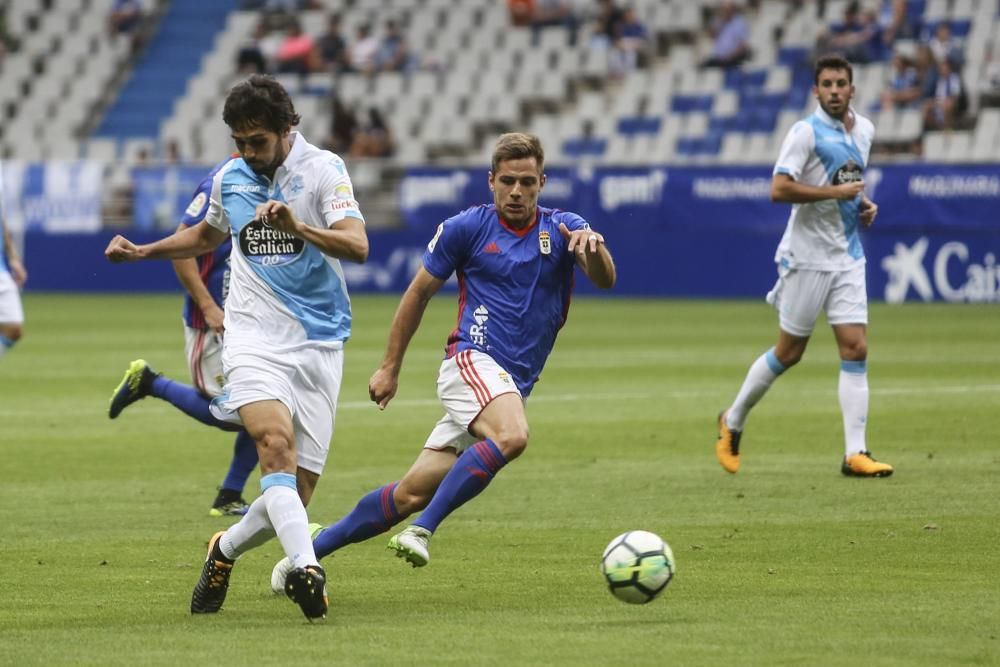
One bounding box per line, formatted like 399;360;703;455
539;230;551;255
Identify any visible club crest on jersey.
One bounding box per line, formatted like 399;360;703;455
239;218;304;267
539;230;551;255
833;159;863;186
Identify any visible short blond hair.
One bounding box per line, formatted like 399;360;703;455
491;132;545;173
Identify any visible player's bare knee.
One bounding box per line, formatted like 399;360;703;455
494;428;529;460
840;340;867;361
254;428;296;469
0;324;22;342
776;348;803;367
392;486;429;515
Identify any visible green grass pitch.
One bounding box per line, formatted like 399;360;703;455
1;294;997;666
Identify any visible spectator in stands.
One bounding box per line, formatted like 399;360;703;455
877;0;910;44
317;13;348;74
275;19;319;75
327;93;359;155
701;1;750;68
926;22;963;68
923;56;967;131
507;0;535;27
236;27;268;74
530;0;579;45
608;6;649;78
348;23;380;75
814;1;880;64
108;0;143;36
351;107;395;159
880;50;922;110
376;19;413;73
164;139;183;165
589;0;626;50
108;0;146;55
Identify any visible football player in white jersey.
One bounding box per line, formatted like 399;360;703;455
105;75;370;620
715;55;893;478
0;162;27;359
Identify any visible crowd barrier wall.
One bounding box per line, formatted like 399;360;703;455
9;163;999;303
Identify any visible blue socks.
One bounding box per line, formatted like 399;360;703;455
219;429;258;494
314;482;403;559
151;376;235;430
414;439;507;534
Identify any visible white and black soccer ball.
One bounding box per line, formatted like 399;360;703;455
600;530;675;604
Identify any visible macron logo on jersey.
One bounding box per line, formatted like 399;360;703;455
483;241;501;254
230;184;263;193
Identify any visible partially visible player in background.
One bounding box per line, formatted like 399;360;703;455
0;162;27;359
107;155;259;517
105;74;370;621
270;132;616;585
715;54;893;478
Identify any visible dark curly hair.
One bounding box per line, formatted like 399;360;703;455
223;74;301;134
814;54;853;84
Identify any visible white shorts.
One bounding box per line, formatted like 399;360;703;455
209;344;344;475
0;272;24;324
766;263;868;337
184;325;225;397
424;349;522;452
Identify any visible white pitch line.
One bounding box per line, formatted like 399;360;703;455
336;384;1000;410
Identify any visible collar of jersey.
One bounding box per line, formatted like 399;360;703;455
813;105;855;130
496;206;539;237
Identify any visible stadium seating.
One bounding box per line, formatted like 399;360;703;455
2;0;999;169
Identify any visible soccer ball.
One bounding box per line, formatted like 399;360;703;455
600;530;675;604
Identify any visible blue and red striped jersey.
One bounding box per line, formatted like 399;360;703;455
423;204;590;397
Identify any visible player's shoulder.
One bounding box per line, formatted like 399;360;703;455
853;111;875;137
788;118;817;143
544;207;588;228
297;139;351;178
446;204;495;228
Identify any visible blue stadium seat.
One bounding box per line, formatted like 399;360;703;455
562;137;608;157
617;116;662;136
671;95;715;113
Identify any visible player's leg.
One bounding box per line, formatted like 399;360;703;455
313;447;456;559
828;266;892;477
0;322;21;358
716;268;828;472
0;275;25;358
389;351;522;566
194;331;259;516
271;425;461;589
209;429;258;517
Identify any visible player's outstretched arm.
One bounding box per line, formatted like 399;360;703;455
105;221;228;263
2;220;27;286
369;267;446;409
559;222;616;289
770;173;864;204
253;200;369;263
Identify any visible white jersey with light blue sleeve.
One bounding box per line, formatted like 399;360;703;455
772;105;874;271
203;132;364;354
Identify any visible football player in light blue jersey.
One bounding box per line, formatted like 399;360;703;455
107;155;259;518
0;162;27;359
106;75;370;620
715;55;893;478
270;133;615;584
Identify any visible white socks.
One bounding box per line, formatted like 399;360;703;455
263;484;318;570
839;360;869;456
727;347;786;431
217;473;318;569
220;497;274;560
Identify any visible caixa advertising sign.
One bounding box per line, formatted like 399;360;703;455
877;236;1000;303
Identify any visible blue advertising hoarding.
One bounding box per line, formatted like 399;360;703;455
17;164;1000;303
